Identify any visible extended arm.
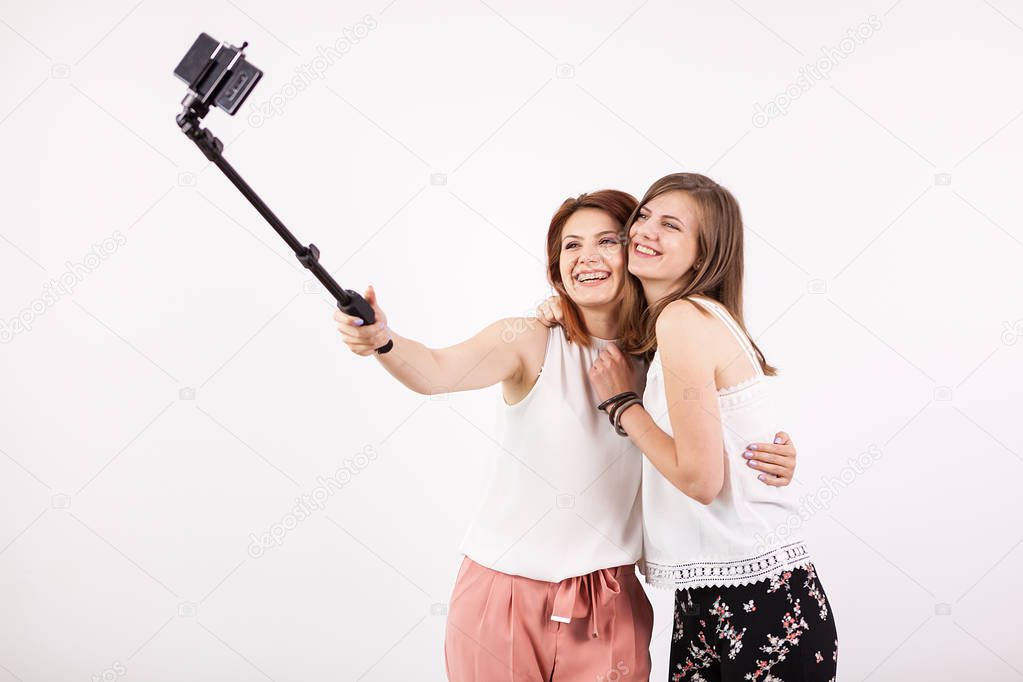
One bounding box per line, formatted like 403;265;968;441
334;286;537;396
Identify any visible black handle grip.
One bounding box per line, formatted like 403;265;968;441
337;290;392;354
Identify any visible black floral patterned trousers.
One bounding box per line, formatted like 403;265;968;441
668;564;838;681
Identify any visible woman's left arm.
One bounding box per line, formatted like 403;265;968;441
590;304;799;502
590;301;725;504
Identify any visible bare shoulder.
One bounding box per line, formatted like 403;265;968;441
655;298;715;340
495;316;549;359
495;317;549;390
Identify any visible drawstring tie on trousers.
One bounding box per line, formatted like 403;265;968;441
549;567;622;639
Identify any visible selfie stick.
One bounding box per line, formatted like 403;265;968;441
174;40;392;353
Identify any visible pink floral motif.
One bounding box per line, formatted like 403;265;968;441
670;565;837;680
673;603;687;643
711;596;748;660
744;572;809;680
672;631;719;682
804;564;829;621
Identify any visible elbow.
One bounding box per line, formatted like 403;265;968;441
388;375;434;395
675;475;723;506
690;483;722;505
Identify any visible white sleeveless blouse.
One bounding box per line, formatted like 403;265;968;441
640;296;811;589
459;325;645;583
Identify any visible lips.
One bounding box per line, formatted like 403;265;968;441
633;242;661;257
574;270;611;286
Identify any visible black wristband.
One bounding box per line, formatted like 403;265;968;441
597;391;638;413
612;397;643;436
608;393;639;429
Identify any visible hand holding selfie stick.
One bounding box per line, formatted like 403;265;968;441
173;33;392;353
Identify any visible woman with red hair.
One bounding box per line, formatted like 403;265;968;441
333;189;799;681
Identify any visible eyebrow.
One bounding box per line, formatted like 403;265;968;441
639;206;684;224
562;230;620;241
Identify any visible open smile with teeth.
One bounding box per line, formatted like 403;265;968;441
575;271;611;285
634;243;660;257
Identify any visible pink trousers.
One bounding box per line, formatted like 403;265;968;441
444;556;653;682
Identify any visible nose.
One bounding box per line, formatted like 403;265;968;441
630;218;654;242
578;243;602;264
631;221;655;242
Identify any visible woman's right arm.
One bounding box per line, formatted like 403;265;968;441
333;285;537;396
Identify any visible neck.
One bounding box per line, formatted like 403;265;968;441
578;305;619;340
641;274;691;307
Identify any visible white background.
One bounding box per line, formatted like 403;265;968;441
2;0;1022;680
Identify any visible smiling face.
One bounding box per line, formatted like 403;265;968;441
627;190;702;296
557;208;626;310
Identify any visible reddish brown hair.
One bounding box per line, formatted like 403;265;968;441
618;173;776;375
546;190;639;346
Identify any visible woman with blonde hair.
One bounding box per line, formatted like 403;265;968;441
333;187;800;681
562;173;838;680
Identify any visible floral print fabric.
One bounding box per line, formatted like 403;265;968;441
668;564;837;681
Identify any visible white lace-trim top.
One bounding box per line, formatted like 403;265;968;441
640;296;811;590
640;540;812;590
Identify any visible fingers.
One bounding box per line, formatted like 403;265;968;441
332;307;390;354
333;308;374;330
345;342;377;357
362;285;387;324
746;440;795;458
536;301;557;327
338;334;375;353
744;450;789;466
533;296;569;326
333;309;363;326
337;328;378;355
551;296;565;323
362;286;381;320
334;314;375;338
598;345;627;365
744;444;795;481
745;459;788;478
535;297;561;326
774;431;791;445
759;473;788;487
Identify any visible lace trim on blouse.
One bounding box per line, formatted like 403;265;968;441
640;540;812;590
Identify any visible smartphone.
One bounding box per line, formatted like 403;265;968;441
173;33;262;115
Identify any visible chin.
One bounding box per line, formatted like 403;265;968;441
627;261;652;278
573;292;613;308
574;294;606;307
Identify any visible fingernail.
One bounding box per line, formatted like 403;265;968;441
747;443;758;450
758;474;765;481
353;319;364;326
747;460;757;468
774;437;783;444
743;451;753;459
